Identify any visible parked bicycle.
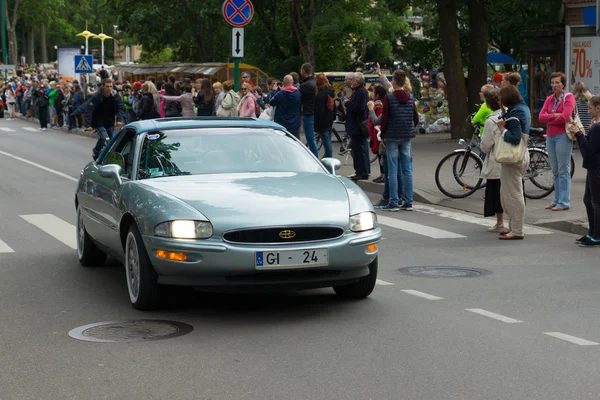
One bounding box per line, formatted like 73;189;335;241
434;123;573;200
310;125;378;165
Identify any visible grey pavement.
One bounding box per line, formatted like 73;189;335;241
1;116;600;399
335;131;590;236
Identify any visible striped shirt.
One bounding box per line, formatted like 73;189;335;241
576;99;593;134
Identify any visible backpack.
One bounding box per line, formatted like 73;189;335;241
326;94;335;112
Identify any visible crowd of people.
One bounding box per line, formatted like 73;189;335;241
475;71;600;246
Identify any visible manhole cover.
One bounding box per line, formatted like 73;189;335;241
398;266;490;278
68;320;193;343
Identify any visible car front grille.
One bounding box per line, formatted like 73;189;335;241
223;227;344;244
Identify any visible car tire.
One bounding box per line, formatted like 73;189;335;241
333;257;378;299
76;206;107;267
125;224;160;310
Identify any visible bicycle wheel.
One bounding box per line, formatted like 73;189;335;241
524;148;554;199
570;155;575;178
435;150;483;198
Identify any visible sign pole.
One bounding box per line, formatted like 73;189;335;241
234;58;240;92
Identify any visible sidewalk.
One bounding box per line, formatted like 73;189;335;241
338;132;589;236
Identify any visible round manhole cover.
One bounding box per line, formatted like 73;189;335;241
398;266;490;278
68;320;193;343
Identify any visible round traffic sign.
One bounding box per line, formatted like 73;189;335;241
222;0;254;27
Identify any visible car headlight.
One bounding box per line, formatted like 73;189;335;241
154;220;213;239
350;212;377;232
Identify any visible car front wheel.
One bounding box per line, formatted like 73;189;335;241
76;206;107;267
125;224;160;310
333;257;378;299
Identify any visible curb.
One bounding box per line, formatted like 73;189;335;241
356;179;588;237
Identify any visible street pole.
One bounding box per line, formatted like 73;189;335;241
234;58;240;91
101;40;104;66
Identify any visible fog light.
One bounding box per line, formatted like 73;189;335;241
366;244;377;253
156;250;187;261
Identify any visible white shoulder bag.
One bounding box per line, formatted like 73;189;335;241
493;117;528;164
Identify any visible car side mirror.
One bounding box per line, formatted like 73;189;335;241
98;164;123;186
321;157;342;175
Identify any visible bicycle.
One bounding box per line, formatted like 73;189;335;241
311;126;378;165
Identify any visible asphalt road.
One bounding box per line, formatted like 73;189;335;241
1;117;600;400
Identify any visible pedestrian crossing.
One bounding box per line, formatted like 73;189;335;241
0;207;553;256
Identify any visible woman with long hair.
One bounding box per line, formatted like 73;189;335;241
571;81;593;134
194;78;215;116
314;73;336;158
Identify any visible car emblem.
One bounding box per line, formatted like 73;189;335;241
279;230;296;239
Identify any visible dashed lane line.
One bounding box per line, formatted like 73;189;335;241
376;279;395;286
22;127;39;132
401;289;444;300
543;332;599;346
377;214;466;239
0;150;78;182
0;127;16;132
465;308;522;324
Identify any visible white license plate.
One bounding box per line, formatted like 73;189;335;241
255;249;329;270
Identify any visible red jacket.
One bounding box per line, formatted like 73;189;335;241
369;108;383;153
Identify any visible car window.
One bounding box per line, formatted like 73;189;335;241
137;128;324;179
101;129;136;179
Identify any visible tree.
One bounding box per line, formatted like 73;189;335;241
437;0;469;139
467;0;488;114
4;0;19;64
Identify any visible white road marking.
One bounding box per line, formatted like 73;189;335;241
414;205;551;235
543;332;599;346
401;289;443;300
0;127;16;132
22;127;39;132
377;214;466;239
465;308;522;323
0;239;14;253
376;279;395;286
20;214;77;250
0;150;78;182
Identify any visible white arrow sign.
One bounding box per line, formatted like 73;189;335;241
232;27;244;58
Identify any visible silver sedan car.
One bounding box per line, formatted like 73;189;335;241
75;118;382;310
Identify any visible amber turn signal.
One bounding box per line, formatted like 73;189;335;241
366;244;377;253
156;250;187;261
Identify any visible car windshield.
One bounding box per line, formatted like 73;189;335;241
138;128;324;179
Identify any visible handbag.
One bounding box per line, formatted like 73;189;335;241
566;102;584;141
493;117;528;164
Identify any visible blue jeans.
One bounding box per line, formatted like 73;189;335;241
386;139;413;207
546;133;572;208
302;115;319;157
382;153;402;202
320;130;333;158
94;126;115;153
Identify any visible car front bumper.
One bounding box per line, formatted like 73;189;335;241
142;227;382;290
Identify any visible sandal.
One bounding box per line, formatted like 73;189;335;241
499;233;524;240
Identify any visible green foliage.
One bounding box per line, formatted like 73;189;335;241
139;48;174;64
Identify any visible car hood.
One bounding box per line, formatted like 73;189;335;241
138;172;351;231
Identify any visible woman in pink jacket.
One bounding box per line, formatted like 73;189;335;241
238;83;258;117
539;72;574;211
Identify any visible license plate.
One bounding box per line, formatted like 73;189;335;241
255;249;329;270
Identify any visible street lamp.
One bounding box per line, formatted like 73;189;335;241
76;22;96;55
92;25;113;67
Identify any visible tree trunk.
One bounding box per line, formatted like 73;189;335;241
4;0;19;65
467;0;488;114
40;23;47;63
27;26;34;65
437;0;469;140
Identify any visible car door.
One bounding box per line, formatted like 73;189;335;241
85;128;138;257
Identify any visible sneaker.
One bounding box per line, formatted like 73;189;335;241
576;235;590;244
373;199;388;209
381;204;400;212
400;204;413;211
579;237;600;247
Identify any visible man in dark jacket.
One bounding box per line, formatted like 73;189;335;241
33;83;50;130
74;78;126;160
344;72;370;180
299;63;318;157
267;75;301;138
380;69;419;211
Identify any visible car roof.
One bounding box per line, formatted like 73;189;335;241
125;117;286;133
